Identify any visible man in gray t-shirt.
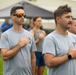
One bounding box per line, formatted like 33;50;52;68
0;6;36;75
43;5;76;75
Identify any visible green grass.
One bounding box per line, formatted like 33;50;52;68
0;55;3;75
43;67;48;75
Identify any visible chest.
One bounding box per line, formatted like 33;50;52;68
54;36;76;56
7;33;32;50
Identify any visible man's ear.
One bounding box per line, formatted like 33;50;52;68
56;17;60;23
11;15;14;20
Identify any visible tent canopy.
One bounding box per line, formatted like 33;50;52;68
0;1;54;19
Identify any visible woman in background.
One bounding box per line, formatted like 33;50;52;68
30;16;46;75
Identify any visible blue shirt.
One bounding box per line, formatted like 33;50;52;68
1;23;12;32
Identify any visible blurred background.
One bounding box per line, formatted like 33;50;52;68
0;0;76;34
0;0;76;75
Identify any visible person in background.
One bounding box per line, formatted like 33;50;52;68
43;5;76;75
0;25;1;38
0;25;2;53
68;18;76;34
27;18;34;31
30;16;46;75
1;18;12;32
0;6;36;75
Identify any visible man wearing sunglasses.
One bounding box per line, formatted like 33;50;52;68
0;6;36;75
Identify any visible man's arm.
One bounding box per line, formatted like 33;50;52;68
1;37;30;61
31;52;36;75
44;53;68;68
44;46;76;68
1;44;21;61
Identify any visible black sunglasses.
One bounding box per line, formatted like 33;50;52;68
13;13;26;18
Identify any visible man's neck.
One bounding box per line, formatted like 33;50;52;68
12;24;23;32
56;28;68;36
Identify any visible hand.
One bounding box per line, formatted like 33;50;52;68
68;46;76;59
18;37;30;48
39;33;45;39
36;38;40;43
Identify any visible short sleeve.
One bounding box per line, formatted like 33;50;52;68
42;37;56;55
31;36;37;52
0;33;10;49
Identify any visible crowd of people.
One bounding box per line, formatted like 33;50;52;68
0;4;76;75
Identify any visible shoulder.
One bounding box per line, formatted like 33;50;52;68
41;30;46;35
41;30;46;33
45;31;56;38
24;29;34;37
44;31;56;41
30;29;34;35
68;31;76;38
1;28;12;35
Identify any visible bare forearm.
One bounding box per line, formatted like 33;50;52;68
1;44;21;60
31;52;36;75
45;55;69;68
31;59;36;75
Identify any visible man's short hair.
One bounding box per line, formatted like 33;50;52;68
10;6;24;15
54;5;71;23
54;5;71;17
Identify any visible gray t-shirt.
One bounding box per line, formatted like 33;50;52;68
43;30;76;75
0;28;37;75
33;29;44;52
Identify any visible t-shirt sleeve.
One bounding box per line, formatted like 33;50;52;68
0;33;10;49
31;36;37;52
42;37;56;55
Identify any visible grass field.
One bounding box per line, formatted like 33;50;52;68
0;55;3;75
43;67;48;75
0;55;47;75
